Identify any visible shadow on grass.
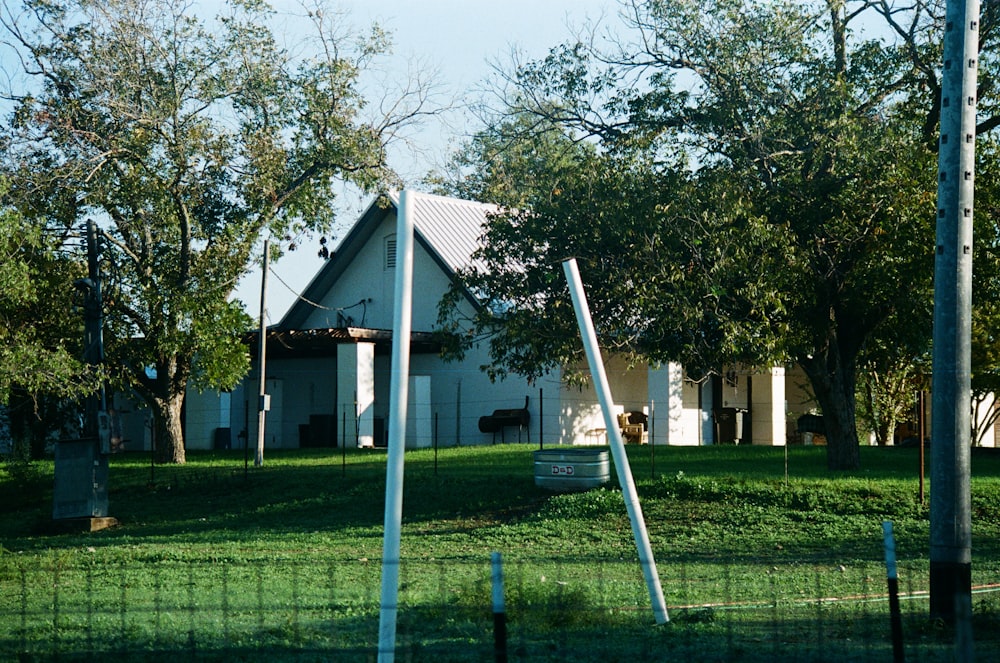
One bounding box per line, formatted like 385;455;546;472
3;444;1000;566
5;447;550;551
4;583;996;662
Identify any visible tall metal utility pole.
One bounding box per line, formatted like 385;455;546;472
930;0;978;623
255;238;270;467
53;219;112;524
82;219;107;436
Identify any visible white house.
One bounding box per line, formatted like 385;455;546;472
164;190;821;452
108;188;992;454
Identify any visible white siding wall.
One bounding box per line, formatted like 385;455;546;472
749;367;787;446
784;365;818;444
303;212;456;332
296;211;540;447
555;357;653;446
184;389;229;450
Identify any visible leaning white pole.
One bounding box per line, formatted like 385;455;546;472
562;258;669;624
378;190;415;661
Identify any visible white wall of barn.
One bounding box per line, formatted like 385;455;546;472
175;196;1000;453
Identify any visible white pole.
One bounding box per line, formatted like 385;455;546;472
930;0;977;624
562;258;669;624
378;190;415;661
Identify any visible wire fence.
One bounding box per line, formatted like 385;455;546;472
3;553;997;661
211;388;673;453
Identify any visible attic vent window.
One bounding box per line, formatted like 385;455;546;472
384;234;396;269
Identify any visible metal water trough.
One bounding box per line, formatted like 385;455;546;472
533;448;610;492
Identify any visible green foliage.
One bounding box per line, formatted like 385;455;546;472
653;470;926;521
1;0;420;461
0;184;93;404
532;488;625;521
435;1;991;470
0;436;44;505
3;444;998;560
855;354;927;447
429;115;599;209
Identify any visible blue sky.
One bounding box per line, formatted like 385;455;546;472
1;0;618;320
238;0;619;320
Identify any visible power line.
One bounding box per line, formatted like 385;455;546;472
267;266;335;311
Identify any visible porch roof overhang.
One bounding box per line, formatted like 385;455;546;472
245;327;442;359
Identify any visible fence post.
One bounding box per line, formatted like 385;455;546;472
492;552;507;663
538;388;544;450
456;379;462;447
649;400;655;479
883;521;905;663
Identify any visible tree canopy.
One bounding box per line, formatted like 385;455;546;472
1;0;433;462
0;183;92;403
435;0;1000;469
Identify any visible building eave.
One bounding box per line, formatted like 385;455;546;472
245;326;442;359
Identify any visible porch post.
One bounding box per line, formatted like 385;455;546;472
749;367;787;446
337;342;375;448
648;363;684;445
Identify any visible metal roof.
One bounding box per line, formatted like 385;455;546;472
390;190;495;275
281;191;497;329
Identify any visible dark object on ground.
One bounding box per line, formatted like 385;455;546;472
479;396;530;443
797;414;826;436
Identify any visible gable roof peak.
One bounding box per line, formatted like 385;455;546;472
279;190;497;329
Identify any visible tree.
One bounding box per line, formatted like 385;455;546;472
0;191;89;398
856;351;929;447
435;121;794;387
969;134;1000;445
1;0;434;462
428;114;600;210
1;180;101;456
436;0;983;470
969;296;1000;445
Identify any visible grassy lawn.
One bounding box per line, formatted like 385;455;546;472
2;443;999;660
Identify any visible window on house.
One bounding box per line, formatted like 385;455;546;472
384;234;396;269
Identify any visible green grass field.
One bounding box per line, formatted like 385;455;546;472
2;443;999;660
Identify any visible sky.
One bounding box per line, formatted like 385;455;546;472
234;0;621;321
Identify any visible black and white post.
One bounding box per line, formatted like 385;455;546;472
883;521;905;663
492;551;507;663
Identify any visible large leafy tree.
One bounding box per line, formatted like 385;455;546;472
1;0;430;462
435;121;793;384
436;0;994;470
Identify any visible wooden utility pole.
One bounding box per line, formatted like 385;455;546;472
255;238;270;467
82;220;107;435
930;0;978;625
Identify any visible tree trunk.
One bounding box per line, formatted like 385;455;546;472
875;413;901;447
800;354;861;471
140;354;190;464
151;393;186;464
